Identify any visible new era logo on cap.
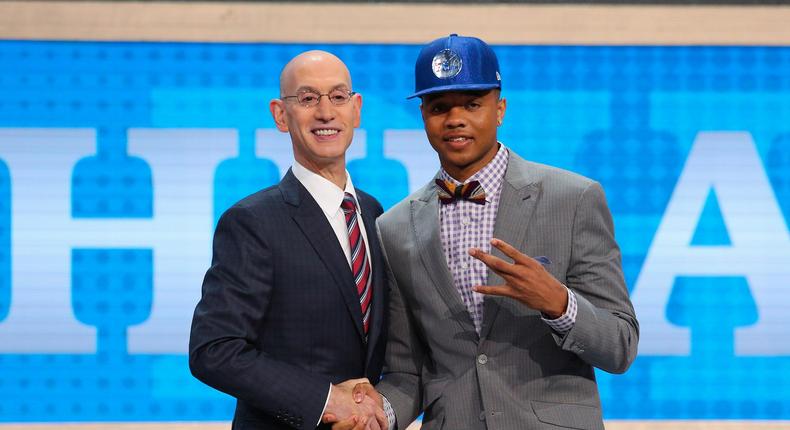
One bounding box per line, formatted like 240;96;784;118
409;34;501;99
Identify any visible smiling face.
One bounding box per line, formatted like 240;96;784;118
269;51;361;174
420;89;506;181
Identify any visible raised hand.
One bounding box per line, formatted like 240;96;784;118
470;238;568;318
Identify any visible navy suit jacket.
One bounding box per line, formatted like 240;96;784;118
189;170;388;430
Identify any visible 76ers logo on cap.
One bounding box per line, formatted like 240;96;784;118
432;49;462;79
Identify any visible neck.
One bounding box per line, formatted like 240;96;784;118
296;157;347;190
443;144;500;182
444;168;475;183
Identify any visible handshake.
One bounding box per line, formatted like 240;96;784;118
322;378;388;430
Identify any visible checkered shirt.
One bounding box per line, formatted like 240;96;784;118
439;144;577;334
545;289;577;334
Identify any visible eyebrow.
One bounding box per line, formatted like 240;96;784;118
295;84;351;93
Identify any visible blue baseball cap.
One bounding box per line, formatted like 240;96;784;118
408;34;501;99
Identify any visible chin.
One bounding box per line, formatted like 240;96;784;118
317;148;349;161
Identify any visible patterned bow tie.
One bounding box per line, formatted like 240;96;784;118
435;179;486;205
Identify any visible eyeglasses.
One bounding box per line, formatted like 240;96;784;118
281;89;356;107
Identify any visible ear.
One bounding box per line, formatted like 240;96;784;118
351;92;362;128
497;97;507;126
269;99;289;132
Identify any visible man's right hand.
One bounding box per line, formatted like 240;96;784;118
351;381;383;410
328;381;388;430
322;378;386;430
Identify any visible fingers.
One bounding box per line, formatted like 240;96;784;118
468;248;517;277
366;419;382;430
353;389;387;430
472;284;515;298
491;239;526;263
339;378;370;388
336;377;371;394
326;379;368;423
492;239;552;270
352;382;380;404
470;239;545;277
347;378;370;386
373;407;388;429
329;415;367;430
356;416;372;430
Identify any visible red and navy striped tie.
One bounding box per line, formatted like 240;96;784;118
341;193;372;334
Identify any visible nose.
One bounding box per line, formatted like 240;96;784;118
444;106;467;129
313;95;336;121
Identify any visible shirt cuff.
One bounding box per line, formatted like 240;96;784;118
317;383;332;427
382;394;397;430
541;286;577;334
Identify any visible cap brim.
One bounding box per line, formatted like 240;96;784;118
407;83;501;99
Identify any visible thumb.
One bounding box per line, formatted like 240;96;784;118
352;381;378;403
330;416;360;430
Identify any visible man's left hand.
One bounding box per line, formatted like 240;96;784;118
470;238;567;318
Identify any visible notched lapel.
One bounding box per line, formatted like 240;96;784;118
480;169;542;340
283;174;366;341
411;192;477;334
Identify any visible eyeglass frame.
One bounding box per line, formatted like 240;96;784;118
280;88;358;108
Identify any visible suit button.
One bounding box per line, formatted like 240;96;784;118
477;353;488;365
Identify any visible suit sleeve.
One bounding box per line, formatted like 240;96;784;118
374;221;425;430
189;205;331;428
554;181;640;374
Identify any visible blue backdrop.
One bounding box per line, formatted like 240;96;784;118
0;41;789;422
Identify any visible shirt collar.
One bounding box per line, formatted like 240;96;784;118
440;144;510;201
292;161;361;217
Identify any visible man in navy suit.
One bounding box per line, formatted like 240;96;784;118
190;50;388;430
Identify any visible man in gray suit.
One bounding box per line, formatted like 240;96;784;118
343;34;639;430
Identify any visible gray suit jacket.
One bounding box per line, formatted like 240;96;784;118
375;152;638;430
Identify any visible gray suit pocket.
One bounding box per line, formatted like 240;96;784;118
531;400;604;430
422;377;449;409
421;378;449;430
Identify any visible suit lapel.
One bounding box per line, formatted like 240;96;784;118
412;183;477;334
480;154;541;340
281;171;366;341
